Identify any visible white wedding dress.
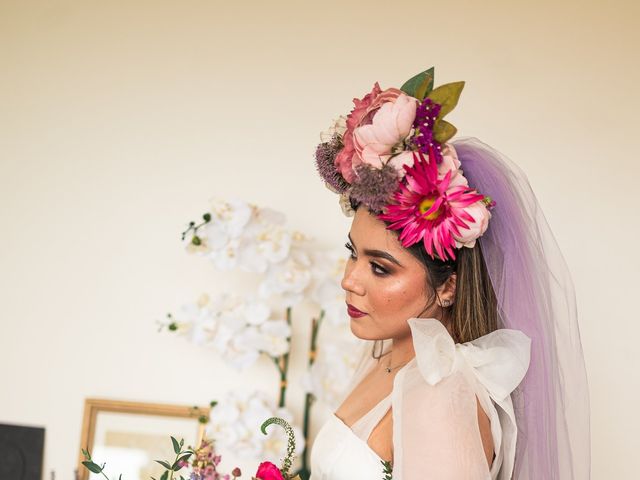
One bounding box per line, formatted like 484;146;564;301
309;317;531;480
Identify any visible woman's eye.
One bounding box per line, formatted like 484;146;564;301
370;262;389;276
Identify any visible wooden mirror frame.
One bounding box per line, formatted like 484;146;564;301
77;398;210;480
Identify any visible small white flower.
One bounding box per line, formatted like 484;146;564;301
206;391;305;463
338;193;355;217
259;247;312;307
309;250;350;326
177;296;290;369
320;116;347;142
209;198;253;237
173;294;217;345
301;336;365;408
242;300;271;326
258;319;292;357
241;221;292;272
207;237;242;270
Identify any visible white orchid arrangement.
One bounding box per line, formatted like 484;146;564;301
157;198;364;480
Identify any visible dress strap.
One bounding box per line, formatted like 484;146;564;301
351;393;392;441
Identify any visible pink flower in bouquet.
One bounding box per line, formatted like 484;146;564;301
255;461;285;480
335;83;403;182
379;148;488;261
353;93;418;174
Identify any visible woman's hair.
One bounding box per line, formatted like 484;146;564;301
405;237;498;343
352;199;498;344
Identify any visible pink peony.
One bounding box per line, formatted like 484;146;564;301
353;93;418;174
334;83;403;182
254;461;285;480
453;201;491;248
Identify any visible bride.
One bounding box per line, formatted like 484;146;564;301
309;68;590;479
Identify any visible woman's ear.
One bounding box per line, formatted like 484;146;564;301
437;272;457;307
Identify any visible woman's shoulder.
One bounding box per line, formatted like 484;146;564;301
390;319;530;476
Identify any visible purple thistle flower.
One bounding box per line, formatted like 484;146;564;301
315;135;349;193
350;163;399;213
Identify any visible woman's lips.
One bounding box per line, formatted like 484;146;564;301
346;303;367;318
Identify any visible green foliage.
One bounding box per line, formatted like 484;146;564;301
261;417;296;478
171;436;181;455
381;460;393;479
427;81;465;120
433;119;458;144
181;210;211;242
401;68;464;145
155;460;172;470
401;67;435;99
82;461;103;474
81;437;194;480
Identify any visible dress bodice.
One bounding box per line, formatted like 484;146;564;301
310;414;389;480
309;318;531;480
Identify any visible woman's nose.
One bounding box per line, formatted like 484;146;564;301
341;260;365;296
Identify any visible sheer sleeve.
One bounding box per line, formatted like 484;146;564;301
393;367;490;479
391;318;531;480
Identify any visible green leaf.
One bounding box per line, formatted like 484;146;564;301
427;81;465;119
171;436;180;455
171;454;192;471
415;74;433;101
400;67;434;99
155;460;172;470
82;461;103;474
160;471;169;480
433;119;458;144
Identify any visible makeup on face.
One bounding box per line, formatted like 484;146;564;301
341;208;431;339
346;303;367;318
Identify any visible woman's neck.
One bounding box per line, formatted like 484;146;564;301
388;317;454;366
388;333;416;367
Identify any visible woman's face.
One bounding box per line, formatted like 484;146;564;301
341;207;445;341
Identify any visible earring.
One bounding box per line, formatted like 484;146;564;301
442;299;453;307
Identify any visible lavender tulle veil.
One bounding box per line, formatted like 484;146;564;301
452;137;591;479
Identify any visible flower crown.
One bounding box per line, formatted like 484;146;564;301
315;67;495;262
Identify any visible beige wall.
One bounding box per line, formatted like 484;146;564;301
1;0;637;478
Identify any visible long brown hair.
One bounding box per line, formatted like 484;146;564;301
406;239;498;343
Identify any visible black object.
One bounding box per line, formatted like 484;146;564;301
0;423;45;480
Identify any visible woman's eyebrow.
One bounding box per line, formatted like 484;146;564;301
348;233;402;267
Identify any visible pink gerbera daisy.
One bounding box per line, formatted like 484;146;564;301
378;148;486;261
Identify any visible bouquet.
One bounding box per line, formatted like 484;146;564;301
81;417;302;480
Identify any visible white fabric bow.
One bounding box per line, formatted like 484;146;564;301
407;318;531;401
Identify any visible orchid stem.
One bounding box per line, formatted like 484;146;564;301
296;309;324;480
276;307;292;408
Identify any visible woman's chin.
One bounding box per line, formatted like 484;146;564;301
348;318;376;340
